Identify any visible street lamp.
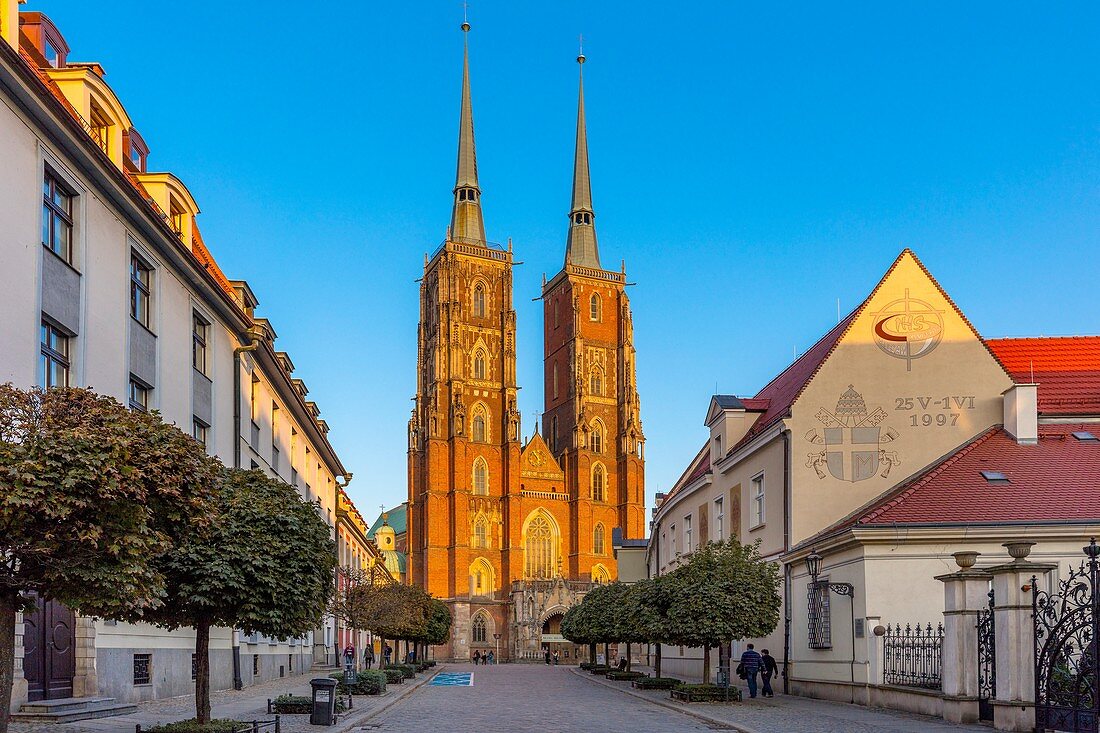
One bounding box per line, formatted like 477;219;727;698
493;633;501;663
805;548;853;597
804;547;856;686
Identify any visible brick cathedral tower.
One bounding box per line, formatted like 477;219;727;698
542;51;647;562
407;21;522;659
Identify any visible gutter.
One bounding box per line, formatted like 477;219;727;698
781;429;791;695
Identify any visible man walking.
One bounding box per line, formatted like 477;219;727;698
739;643;763;699
363;644;375;670
760;648;779;698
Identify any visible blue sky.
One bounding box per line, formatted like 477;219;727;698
35;1;1099;523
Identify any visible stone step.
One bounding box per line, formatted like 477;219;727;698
14;697;138;723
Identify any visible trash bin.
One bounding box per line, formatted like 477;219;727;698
309;677;338;726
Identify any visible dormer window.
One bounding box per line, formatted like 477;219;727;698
169;198;186;239
89;103;111;156
458;188;478;202
573;212;591;225
43;38;60;68
126;129;148;173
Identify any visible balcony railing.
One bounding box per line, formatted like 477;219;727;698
429;238;511;263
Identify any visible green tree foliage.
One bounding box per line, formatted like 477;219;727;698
664;539;782;680
422;599;452;647
0;386;219;733
130;469;337;723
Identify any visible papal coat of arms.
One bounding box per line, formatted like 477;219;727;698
806;385;900;482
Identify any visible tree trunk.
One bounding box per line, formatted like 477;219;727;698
654;643;662;678
702;645;711;684
603;643;609;667
194;618;212;725
0;590;19;733
625;642;632;672
589;643;595;665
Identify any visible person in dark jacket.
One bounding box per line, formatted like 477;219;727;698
363;645;375;669
760;648;779;697
739;643;763;699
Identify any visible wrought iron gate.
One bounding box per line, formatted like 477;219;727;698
1034;540;1100;733
977;589;995;722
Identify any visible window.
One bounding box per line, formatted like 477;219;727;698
591;422;603;453
980;470;1009;483
589;293;600;321
807;580;832;649
552;362;559;399
684;515;693;552
472;458;488;495
39;320;70;388
192;312;209;374
524;515;555;580
474;515;489;548
592;463;605;502
670;525;677;557
42;171;73;262
271;402;281;471
472;405;487;442
550;415;558;453
592;565;610;584
253;654;259;677
130;252;152;327
593;523;605;555
129;140;145;171
751;472;765;527
169;198;186;238
714;497;724;541
472;614;487;643
473;350;487;380
473;284;486;318
129;376;150;412
43;38;60;67
133;653;151;685
192;417;209;446
590;367;603;397
89;103;111;155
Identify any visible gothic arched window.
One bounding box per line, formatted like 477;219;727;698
552;362;559;399
474;514;489;548
473;350;487;380
592;463;606;502
591;421;603;453
590;367;603;397
592;565;610;584
589;293;601;321
593;523;605;555
472;404;487;442
473;284;486;318
525;515;555;580
472;613;487;643
472;458;488;495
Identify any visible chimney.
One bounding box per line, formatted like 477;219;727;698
1003;384;1038;445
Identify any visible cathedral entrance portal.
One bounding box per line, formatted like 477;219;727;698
539;612;581;664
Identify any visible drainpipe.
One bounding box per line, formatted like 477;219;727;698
231;328;262;690
781;429;792;695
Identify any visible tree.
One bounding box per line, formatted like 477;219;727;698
0;386;219;733
561;595;597;664
418;599;452;659
665;539;781;682
129;469;337;723
633;577;675;677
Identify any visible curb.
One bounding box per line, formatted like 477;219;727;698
568;668;761;733
332;666;444;731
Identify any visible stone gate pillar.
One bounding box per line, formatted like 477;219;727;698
11;610;27;711
987;541;1055;733
936;551;992;724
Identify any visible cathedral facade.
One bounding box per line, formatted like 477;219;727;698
407;24;645;662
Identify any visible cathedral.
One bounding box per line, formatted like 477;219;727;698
407;23;646;662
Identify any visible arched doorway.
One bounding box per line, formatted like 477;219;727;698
539;611;582;664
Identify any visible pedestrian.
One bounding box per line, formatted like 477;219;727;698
383;644;392;666
553;650;560;665
473;650;481;666
363;645;374;670
486;651;494;665
544;648;551;665
760;648;778;698
738;643;763;699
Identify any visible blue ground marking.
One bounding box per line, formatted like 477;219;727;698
430;672;473;687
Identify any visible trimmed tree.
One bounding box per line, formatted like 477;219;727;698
665;539;782;682
128;468;337;724
560;596;597;664
0;386;219;733
633;576;675;677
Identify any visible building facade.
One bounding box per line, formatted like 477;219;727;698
648;249;1100;719
407;27;646;661
1;6;379;712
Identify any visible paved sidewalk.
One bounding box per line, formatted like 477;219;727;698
10;668;439;733
572;668;992;733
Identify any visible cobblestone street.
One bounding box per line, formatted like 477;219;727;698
368;664;994;733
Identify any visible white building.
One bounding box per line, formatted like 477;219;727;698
649;249;1100;723
1;6;370;713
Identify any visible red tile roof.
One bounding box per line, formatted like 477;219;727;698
986;337;1100;416
832;424;1100;530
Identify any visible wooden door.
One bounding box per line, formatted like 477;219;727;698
23;594;76;701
